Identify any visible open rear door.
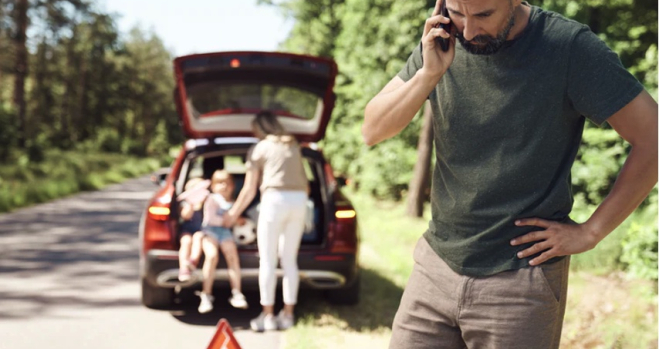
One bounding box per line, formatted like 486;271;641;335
173;51;337;142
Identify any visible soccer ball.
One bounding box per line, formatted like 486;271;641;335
233;218;256;245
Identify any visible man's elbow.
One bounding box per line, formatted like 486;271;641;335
363;102;381;146
361;123;378;147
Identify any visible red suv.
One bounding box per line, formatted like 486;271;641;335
139;51;360;309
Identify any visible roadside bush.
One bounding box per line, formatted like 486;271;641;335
0;189;10;212
26;133;49;163
570;187;658;276
571;127;627;205
0;150;162;213
97;128;122;153
79;174;105;191
147;120;171;157
0;105;16;162
353;138;418;199
620;192;658;281
621;221;658;280
122;138;146;157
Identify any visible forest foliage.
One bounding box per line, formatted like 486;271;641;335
0;0;656;277
0;0;182;163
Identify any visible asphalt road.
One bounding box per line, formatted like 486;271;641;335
0;176;280;349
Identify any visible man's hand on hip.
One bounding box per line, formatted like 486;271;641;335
510;218;600;266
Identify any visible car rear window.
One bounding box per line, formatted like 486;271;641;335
186;82;321;120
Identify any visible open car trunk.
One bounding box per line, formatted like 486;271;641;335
173;51;337;143
171;140;328;248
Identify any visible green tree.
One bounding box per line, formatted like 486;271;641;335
0;0;12;105
113;27;178;156
29;7;115;149
11;0;29;147
0;0;181;161
5;0;91;148
259;0;344;58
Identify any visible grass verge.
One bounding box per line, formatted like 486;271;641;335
0;149;162;213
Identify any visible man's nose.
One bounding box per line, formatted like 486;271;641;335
462;19;478;41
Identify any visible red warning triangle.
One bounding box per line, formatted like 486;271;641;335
207;318;242;349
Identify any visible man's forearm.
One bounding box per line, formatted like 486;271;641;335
363;68;440;146
584;144;658;243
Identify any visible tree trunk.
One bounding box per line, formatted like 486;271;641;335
12;0;28;147
76;50;88;140
0;2;4;106
0;0;12;106
406;101;434;217
61;28;78;147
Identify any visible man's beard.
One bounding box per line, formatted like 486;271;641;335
456;10;516;55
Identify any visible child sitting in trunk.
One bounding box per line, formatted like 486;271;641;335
197;169;248;313
177;177;210;282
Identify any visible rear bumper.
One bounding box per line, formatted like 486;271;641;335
142;249;358;290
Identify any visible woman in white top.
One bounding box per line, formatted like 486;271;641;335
224;111;308;332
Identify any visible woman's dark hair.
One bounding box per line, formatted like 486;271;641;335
252;111;293;142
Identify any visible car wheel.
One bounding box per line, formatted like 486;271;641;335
326;272;360;305
141;278;174;309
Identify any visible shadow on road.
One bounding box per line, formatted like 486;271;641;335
0;177;154;320
169;289;264;330
294;267;403;332
166;267;403;332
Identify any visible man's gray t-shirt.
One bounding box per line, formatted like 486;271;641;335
397;5;644;276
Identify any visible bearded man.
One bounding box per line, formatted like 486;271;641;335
363;1;658;348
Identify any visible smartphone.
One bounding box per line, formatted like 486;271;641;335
434;1;451;52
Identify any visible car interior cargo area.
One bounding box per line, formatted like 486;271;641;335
173;142;327;249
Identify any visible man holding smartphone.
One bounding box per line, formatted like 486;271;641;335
363;0;657;348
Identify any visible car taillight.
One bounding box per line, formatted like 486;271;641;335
330;207;358;254
335;209;356;219
143;202;175;253
147;193;172;221
147;206;170;221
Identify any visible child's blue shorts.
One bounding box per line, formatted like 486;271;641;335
203;226;234;243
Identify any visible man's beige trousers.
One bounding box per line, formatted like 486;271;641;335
389;237;569;349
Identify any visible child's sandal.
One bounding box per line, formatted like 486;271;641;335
187;258;198;271
178;267;191;282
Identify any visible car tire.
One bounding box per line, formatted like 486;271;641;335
326;272;360;305
141;278;174;309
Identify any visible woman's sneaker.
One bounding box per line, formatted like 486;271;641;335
197;292;214;314
276;311;295;330
250;312;277;332
228;289;248;309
